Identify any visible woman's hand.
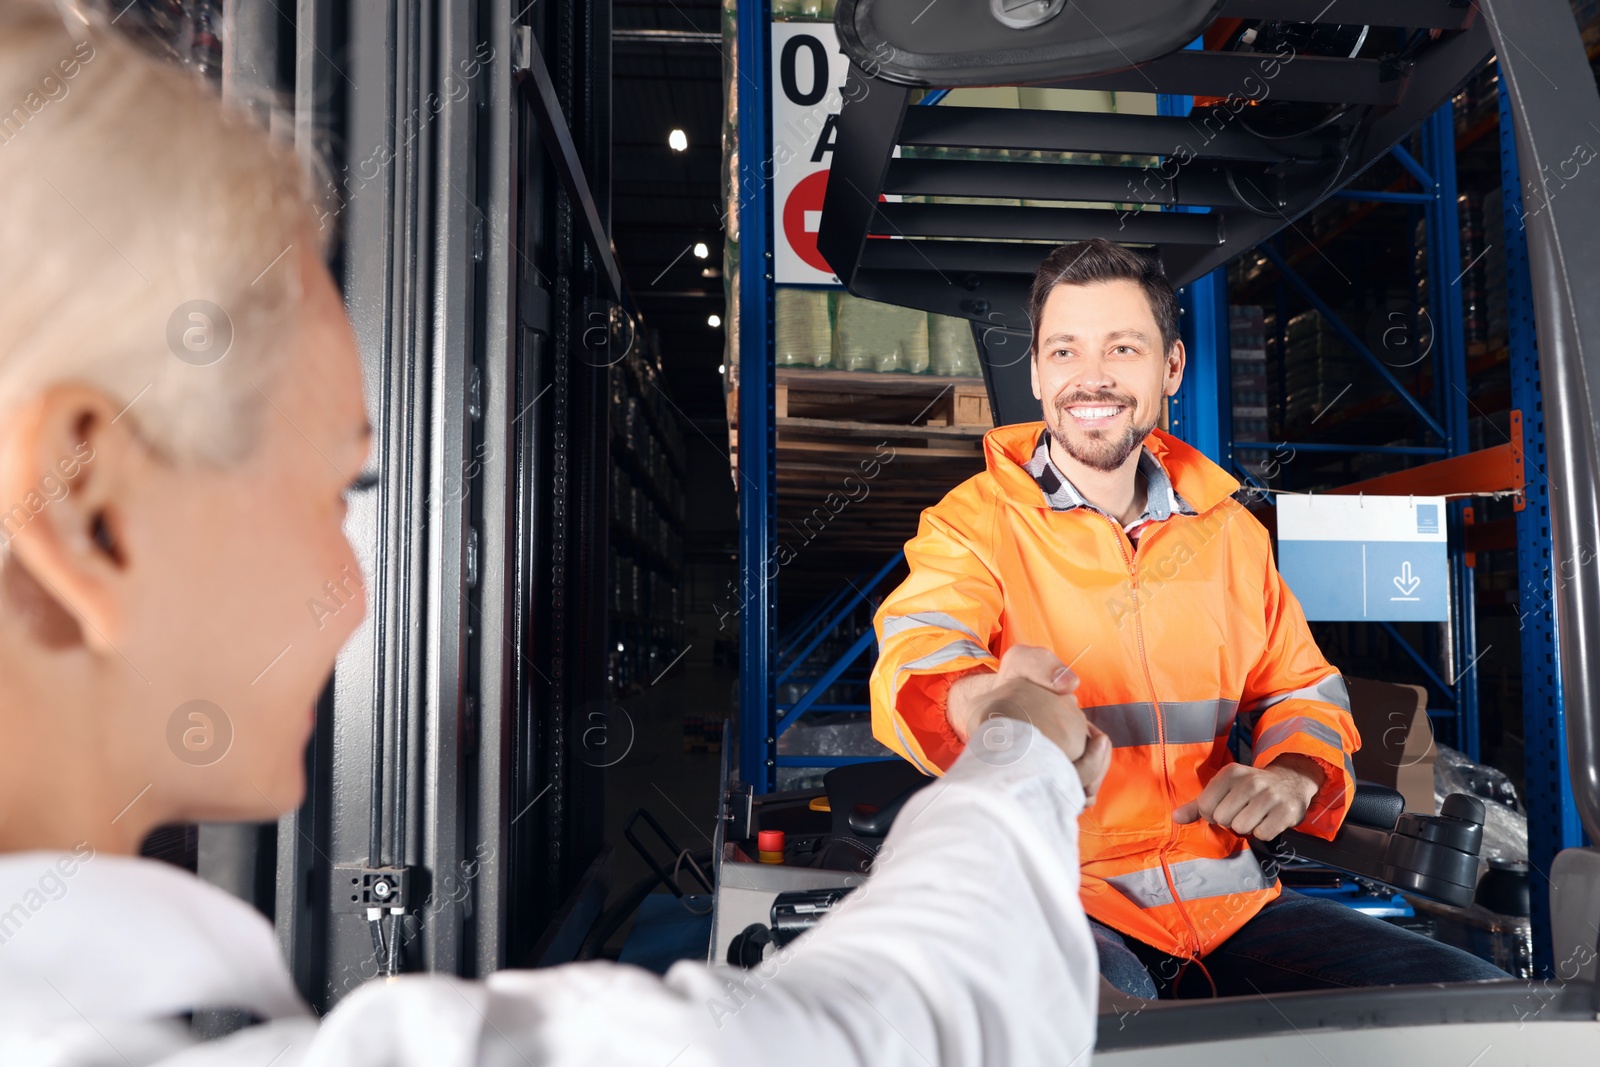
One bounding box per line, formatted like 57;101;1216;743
1075;722;1112;805
949;645;1081;742
952;646;1108;802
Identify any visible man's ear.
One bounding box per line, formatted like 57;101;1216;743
1030;344;1042;401
0;385;139;652
1163;339;1187;397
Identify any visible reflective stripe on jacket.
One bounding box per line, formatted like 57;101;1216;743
868;422;1360;959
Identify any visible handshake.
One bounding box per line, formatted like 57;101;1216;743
947;646;1112;803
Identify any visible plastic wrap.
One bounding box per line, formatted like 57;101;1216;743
1433;744;1528;870
1434;743;1524;813
775;714;896;793
836;294;927;372
929;313;982;376
775;715;894;759
775;288;832;366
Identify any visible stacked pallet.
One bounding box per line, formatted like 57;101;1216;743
1230;306;1269;443
727;366;992;558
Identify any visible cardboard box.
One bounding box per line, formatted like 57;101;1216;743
1345;676;1437;813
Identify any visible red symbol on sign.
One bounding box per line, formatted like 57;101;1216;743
783;170;835;275
782;170;888;276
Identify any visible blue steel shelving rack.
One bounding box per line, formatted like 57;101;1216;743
1498;79;1586;975
736;0;777;793
738;5;897;793
735;42;951;791
1163;86;1488;763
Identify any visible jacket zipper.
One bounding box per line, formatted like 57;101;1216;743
1100;515;1206;962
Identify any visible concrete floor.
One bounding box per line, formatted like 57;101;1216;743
599;654;735;955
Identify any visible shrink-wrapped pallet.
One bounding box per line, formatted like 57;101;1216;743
929;312;981;377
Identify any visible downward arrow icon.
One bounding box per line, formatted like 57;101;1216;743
1393;561;1421;596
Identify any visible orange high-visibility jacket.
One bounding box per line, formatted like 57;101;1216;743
869;422;1359;960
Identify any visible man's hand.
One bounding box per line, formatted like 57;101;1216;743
1173;754;1326;841
955;646;1112;803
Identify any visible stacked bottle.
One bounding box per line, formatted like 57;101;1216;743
775;288;833;367
929;313;982;376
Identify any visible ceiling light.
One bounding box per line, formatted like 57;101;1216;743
693;242;709;259
668;128;688;152
708;314;722;328
718;365;726;375
701;266;721;278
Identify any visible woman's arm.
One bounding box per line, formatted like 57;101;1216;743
683;717;1099;1067
305;718;1098;1067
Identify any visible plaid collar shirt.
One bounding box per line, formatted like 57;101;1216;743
1022;430;1196;540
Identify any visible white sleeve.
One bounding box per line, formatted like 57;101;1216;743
301;721;1096;1067
691;720;1099;1067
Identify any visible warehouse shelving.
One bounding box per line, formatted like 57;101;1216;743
609;342;688;695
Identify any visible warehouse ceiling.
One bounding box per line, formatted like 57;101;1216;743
612;0;728;426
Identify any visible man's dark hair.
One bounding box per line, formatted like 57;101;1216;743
1026;238;1181;357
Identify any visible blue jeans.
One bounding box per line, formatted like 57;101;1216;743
1093;890;1509;999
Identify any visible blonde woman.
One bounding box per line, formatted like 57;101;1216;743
0;5;1107;1065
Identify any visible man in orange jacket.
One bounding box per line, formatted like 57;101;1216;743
869;238;1505;998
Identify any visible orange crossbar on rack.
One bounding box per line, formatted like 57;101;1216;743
1326;410;1526;511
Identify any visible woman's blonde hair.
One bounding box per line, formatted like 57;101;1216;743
0;0;329;463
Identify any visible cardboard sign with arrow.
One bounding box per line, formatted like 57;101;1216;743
1275;495;1450;622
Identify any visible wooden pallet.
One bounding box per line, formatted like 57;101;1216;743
775;368;992;426
727;368;993;559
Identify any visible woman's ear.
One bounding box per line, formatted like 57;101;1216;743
0;385;139;652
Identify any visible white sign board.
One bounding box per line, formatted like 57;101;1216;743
769;21;856;286
1276;495;1450;622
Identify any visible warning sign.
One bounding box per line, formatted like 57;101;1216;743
780;170;833;275
770;21;870;286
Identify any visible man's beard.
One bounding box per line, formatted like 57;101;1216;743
1048;392;1158;474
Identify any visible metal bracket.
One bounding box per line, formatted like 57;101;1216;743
723;780;753;842
333;866;412;914
510;24;532;73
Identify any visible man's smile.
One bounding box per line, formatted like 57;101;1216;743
1059;395;1136;431
1065;403;1125;422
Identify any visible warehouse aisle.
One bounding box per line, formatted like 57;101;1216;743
599;654;735;953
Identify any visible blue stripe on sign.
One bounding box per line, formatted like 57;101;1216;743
1278;540;1449;622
